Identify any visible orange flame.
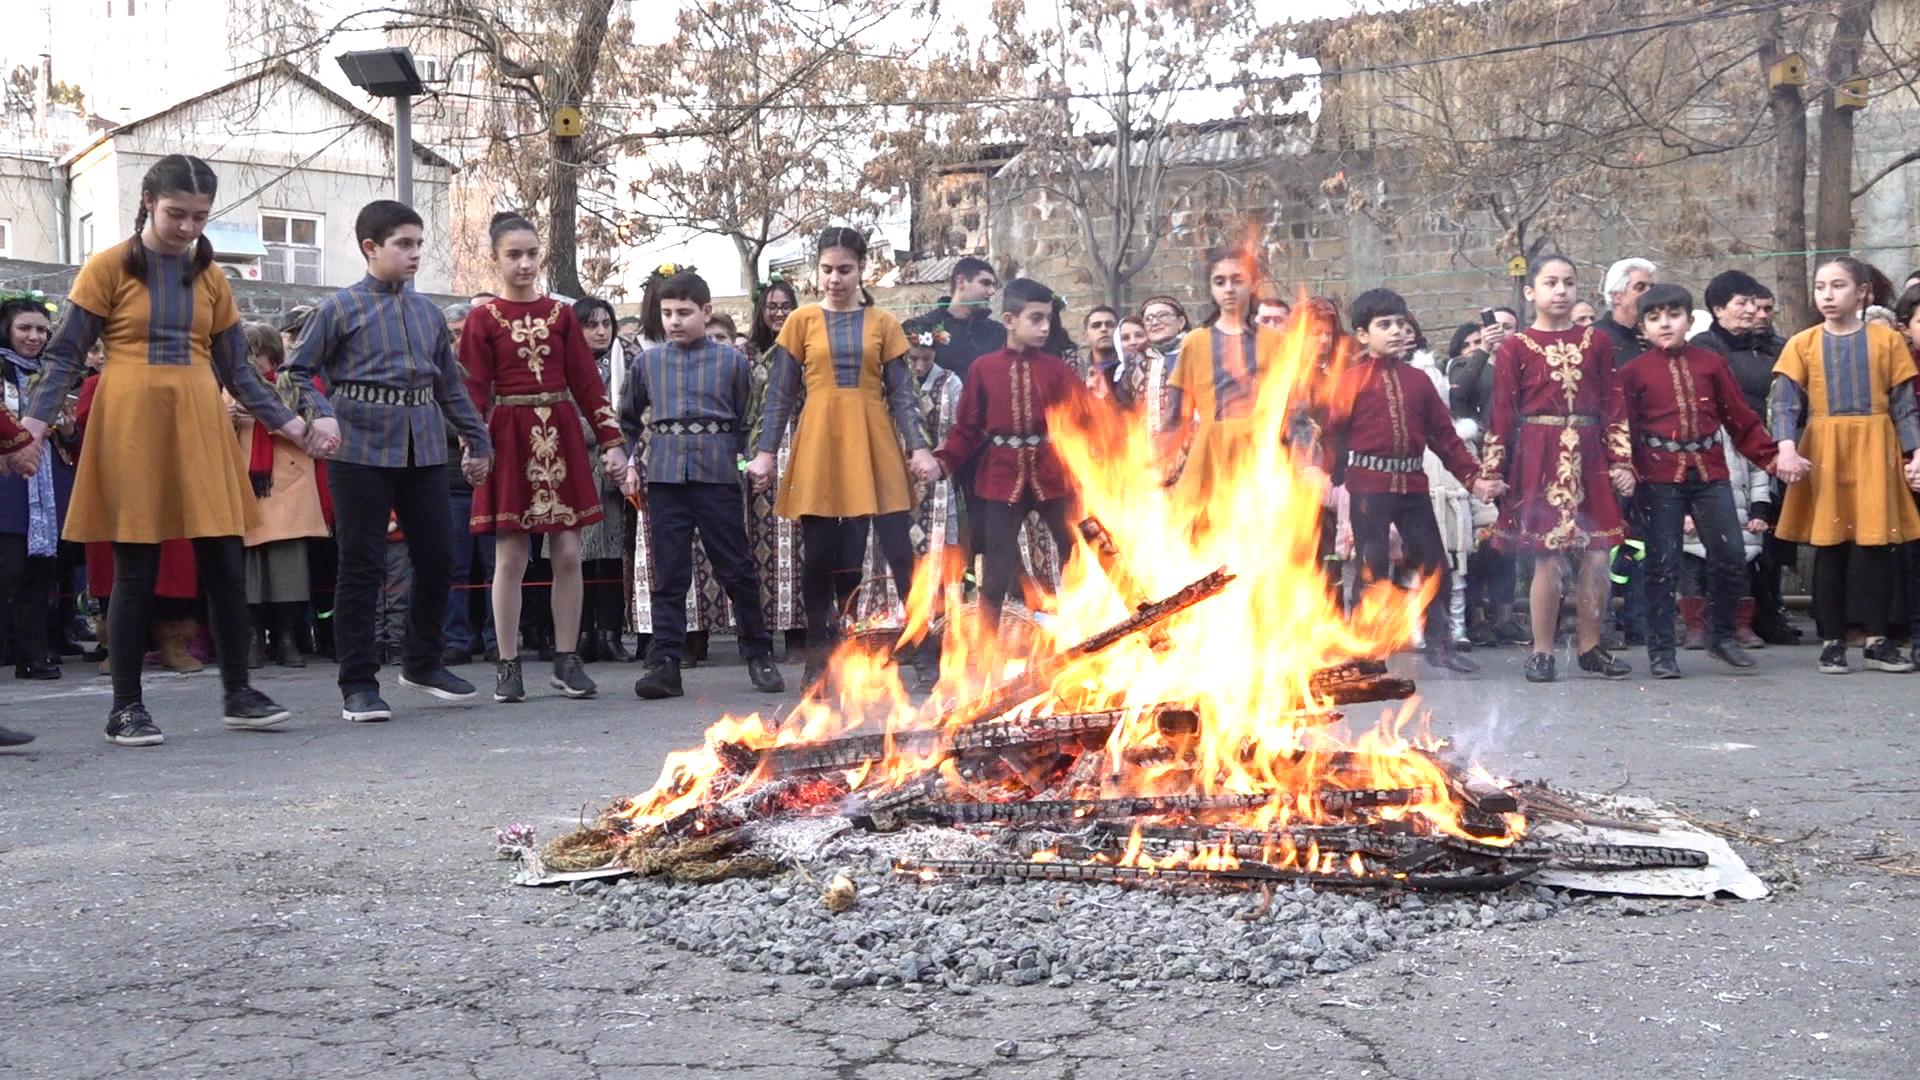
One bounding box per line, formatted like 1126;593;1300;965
607;289;1517;863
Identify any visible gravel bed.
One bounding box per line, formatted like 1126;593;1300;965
561;860;1584;992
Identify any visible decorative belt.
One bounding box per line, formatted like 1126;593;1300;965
1520;414;1599;427
1345;451;1424;474
650;419;736;436
989;433;1049;448
1640;430;1722;453
335;382;433;406
496;391;569;407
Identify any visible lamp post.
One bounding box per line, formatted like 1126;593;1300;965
336;47;426;206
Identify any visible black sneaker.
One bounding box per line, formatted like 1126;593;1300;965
634;660;683;699
747;654;785;693
1423;645;1478;674
399;666;478;701
1493;620;1530;645
1706;638;1757;671
222;686;291;730
1577;646;1630;678
550;652;596;699
1818;641;1850;674
105;703;164;746
342;690;393;723
0;723;36;746
1648;651;1681;679
1862;639;1914;673
14;661;60;680
494;658;526;703
1523;651;1556;683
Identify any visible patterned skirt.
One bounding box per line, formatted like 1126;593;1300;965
472;401;606;535
747;428;805;632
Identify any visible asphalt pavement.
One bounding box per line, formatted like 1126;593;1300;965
2;640;1914;1079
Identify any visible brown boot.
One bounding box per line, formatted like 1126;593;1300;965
1678;596;1708;650
155;619;204;673
1734;597;1765;648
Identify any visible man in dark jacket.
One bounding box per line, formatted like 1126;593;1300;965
1594;257;1655;368
1689;269;1798;645
925;257;1006;386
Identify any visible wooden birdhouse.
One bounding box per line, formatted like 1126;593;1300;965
552;105;584;138
1506;256;1528;279
1834;75;1869;110
1767;53;1807;89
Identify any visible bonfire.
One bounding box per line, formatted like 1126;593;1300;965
531;305;1727;896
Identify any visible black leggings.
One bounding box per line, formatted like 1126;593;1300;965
799;513;915;649
0;535;55;667
110;537;252;709
582;558;625;635
1811;542;1905;641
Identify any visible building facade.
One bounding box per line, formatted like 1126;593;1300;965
3;64;453;293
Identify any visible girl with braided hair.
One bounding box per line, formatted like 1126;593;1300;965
17;154;325;746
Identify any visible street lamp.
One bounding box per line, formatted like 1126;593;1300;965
336;46;426;206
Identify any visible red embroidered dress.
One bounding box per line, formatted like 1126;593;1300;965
1477;326;1629;553
461;297;623;534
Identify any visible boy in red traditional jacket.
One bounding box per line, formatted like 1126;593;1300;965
1327;288;1482;673
935;278;1086;626
1613;283;1777;679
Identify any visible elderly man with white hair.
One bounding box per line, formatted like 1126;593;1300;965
1593;257;1656;368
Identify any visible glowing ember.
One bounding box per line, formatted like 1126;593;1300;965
597;303;1526;884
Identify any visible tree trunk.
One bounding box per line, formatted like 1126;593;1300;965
1760;26;1812;329
546;130;586;299
543;0;619;299
735;235;761;296
1813;2;1872;264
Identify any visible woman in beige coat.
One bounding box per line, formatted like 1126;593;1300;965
233;323;329;667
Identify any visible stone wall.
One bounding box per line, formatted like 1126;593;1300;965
948;1;1920;331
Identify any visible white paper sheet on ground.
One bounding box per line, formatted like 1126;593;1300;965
1527;815;1770;900
507;846;631;887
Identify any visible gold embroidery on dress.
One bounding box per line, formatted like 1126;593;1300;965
1541;427;1585;550
486;301;560;384
520;413;581;528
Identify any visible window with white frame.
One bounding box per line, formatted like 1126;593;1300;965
260;211;323;285
416;56;442;82
0;219;12;258
78;213;94;258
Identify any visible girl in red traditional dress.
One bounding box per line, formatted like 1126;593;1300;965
462;212;628;703
1473;255;1634;683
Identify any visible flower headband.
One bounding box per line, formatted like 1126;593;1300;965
908;325;952;349
751;271;789;304
0;290;57;316
651;262;694;281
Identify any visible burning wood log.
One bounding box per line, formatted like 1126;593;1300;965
895;788;1427;827
662;774;851;837
894;853;1544;892
754;704;1197;776
940;568;1236;731
1411;748;1520;815
1314;675;1418;705
1078;516;1171;652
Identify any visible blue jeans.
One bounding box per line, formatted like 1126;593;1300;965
445;488;496;654
1642;479;1744;654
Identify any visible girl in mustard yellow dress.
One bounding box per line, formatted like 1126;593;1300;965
20;155;330;746
746;227;942;686
1770;255;1920;674
1161;248;1286;509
